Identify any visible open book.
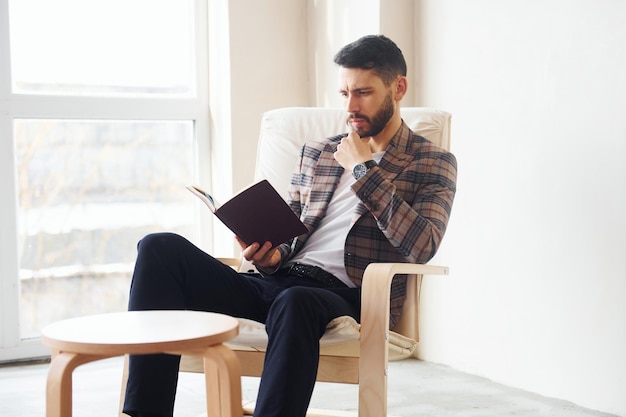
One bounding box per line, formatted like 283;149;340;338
186;179;308;248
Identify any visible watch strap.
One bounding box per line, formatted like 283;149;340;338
363;160;377;169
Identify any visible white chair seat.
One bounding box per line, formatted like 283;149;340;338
228;316;418;360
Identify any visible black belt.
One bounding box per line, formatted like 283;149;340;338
280;263;348;288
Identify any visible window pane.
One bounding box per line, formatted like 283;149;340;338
15;120;195;339
9;0;195;96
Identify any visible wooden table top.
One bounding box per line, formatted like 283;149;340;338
41;310;239;356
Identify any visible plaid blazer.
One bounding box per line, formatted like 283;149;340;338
270;121;457;326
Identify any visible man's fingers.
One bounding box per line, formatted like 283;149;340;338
239;239;274;264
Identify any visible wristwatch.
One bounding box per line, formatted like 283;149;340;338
352;159;377;180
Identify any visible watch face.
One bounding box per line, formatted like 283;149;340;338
353;163;367;179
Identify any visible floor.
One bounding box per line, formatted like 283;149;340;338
0;356;616;417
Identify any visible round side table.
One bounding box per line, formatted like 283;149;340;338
41;310;241;417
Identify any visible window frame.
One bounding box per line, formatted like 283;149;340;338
0;0;212;362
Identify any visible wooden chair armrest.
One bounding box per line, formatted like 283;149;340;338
360;263;449;335
364;263;449;281
358;262;448;416
217;257;243;269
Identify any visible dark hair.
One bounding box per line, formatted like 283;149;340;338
333;34;407;86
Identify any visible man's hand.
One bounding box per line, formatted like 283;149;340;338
334;131;373;170
236;237;281;269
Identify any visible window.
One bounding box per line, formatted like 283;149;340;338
0;0;210;361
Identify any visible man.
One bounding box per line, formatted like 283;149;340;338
123;34;457;417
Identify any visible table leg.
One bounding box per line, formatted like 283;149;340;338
46;352;109;417
203;344;243;417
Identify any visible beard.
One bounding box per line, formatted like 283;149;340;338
347;91;395;137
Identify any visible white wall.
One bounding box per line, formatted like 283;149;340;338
414;1;626;416
214;1;626;415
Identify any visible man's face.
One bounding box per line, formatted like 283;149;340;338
338;67;396;137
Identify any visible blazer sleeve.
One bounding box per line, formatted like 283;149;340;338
351;149;457;264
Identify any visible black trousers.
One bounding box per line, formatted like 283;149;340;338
123;232;360;417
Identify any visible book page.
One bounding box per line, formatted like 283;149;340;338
186;185;218;212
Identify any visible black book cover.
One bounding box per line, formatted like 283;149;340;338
187;180;308;247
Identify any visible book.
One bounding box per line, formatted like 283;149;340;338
186;179;308;248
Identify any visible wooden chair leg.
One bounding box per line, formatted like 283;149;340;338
46;352;107;417
202;344;244;417
357;351;387;417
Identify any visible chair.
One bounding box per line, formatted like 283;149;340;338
119;107;451;417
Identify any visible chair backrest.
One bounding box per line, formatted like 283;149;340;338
254;107;451;198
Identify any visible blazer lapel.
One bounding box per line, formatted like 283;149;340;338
377;122;417;180
305;139;344;226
